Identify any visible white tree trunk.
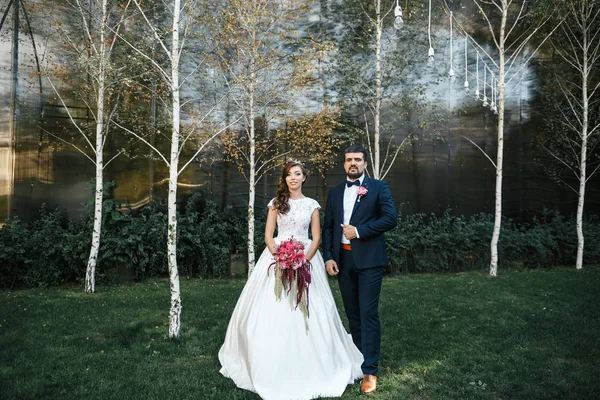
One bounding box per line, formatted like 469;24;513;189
85;151;103;293
576;136;587;270
489;4;508;277
576;13;589;270
373;0;382;179
85;0;108;293
167;0;182;338
247;79;256;275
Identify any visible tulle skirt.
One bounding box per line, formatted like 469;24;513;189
218;237;363;400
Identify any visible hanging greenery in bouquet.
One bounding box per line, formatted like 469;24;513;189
268;237;312;329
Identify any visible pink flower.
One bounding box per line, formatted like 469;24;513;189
268;237;312;325
276;239;306;269
357;186;368;202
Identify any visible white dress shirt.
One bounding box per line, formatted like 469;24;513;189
342;175;364;244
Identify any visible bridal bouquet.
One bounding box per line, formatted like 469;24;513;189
269;237;312;327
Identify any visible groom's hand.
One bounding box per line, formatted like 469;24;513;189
326;260;339;276
341;224;358;240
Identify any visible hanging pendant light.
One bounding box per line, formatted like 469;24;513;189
427;0;434;64
491;75;498;113
475;51;480;100
448;11;455;83
482;64;489;107
394;0;404;30
464;37;469;93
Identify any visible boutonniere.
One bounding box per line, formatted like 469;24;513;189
357;185;368;202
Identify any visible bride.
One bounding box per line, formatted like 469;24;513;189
218;161;363;400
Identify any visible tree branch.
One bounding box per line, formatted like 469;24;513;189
460;134;496;168
41;128;96;165
47;77;97;156
112;121;170;166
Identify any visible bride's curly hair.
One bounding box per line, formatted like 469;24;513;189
274;161;309;214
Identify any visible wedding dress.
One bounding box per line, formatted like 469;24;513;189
219;197;363;400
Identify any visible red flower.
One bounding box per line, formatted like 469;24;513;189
268;237;312;329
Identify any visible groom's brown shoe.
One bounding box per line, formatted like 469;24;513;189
360;374;378;394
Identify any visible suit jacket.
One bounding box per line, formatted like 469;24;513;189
322;176;397;269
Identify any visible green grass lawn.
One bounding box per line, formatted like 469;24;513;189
2;267;599;400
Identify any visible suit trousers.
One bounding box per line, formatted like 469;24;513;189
338;248;383;376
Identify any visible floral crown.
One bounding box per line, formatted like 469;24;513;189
287;159;304;166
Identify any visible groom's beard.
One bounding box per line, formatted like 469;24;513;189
347;170;362;180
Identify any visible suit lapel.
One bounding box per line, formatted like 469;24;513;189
351;176;370;217
336;183;345;223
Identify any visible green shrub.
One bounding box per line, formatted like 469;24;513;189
178;193;246;278
0;191;248;288
0;217;31;288
386;210;493;273
385;207;600;274
3;195;600;287
0;206;80;287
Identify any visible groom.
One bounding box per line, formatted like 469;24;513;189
323;145;397;394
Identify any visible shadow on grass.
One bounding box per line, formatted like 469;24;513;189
102;321;148;349
1;269;599;400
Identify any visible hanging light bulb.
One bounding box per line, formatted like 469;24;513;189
475;51;480;100
394;1;404;30
449;11;455;83
464;37;469;93
427;0;434;64
482;64;489;107
491;75;497;113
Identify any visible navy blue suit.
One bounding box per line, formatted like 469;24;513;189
322;176;397;375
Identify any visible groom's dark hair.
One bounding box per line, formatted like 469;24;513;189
344;145;368;162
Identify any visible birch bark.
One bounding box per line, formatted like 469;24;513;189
45;0;129;292
373;0;382;180
247;75;256;275
458;0;560;275
489;3;507;277
166;0;182;337
542;0;600;270
206;0;328;273
118;0;234;336
85;0;109;293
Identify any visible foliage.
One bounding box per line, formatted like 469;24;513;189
206;0;338;179
533;0;600;189
177;194;247;278
41;0;132;147
203;0;329;112
385;207;600;273
221;116;273;176
3;199;600;287
274;106;345;176
0;207;78;288
0;193;245;288
222;106;345;179
201;0;337;273
323;0;433;178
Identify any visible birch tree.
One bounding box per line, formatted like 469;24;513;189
450;0;561;276
113;0;237;337
327;0;430;179
204;0;331;273
43;0;131;292
538;0;600;270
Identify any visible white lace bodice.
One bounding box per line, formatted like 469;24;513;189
267;197;320;239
